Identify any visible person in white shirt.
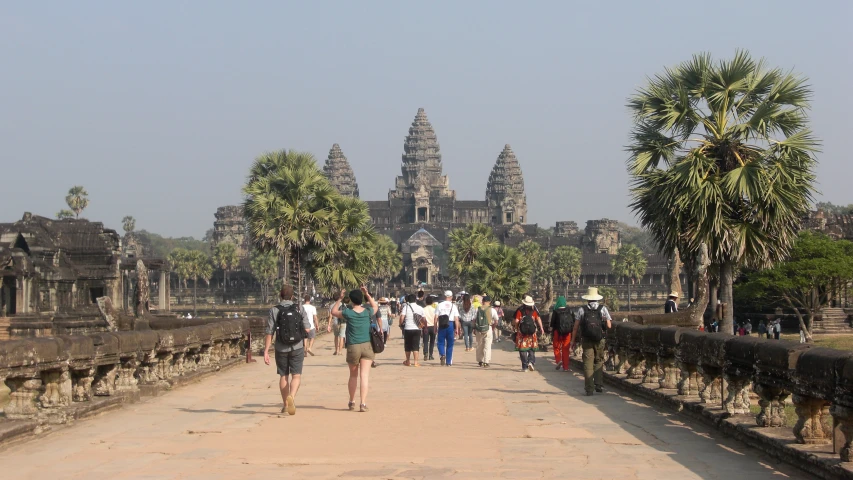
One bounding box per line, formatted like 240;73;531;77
399;293;425;366
300;295;319;356
435;290;461;366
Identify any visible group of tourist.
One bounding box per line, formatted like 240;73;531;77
262;283;618;416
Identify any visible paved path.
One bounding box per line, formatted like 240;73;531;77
0;333;808;479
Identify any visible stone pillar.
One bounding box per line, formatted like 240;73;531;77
159;271;168;312
4;376;42;419
831;404;853;462
659;355;679;390
754;384;789;427
722;373;751;415
677;363;703;397
793;394;832;444
699;366;722;404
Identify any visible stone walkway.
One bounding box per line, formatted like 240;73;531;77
0;333;808;479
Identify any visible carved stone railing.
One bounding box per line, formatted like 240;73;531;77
600;321;853;470
0;319;247;432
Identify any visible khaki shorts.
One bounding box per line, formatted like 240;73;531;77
336;323;347;338
346;341;375;365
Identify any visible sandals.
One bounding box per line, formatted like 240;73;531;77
402;361;411;366
413;363;421;367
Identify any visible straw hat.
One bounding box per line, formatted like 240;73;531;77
522;295;535;306
581;287;604;301
668;291;680;298
378;297;389;304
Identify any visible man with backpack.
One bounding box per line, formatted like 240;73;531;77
474;296;496;367
570;287;612;396
435;290;461;366
264;285;313;415
550;296;573;372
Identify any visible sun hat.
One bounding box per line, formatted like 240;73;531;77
494;301;501;306
444;290;453;298
378;297;389;304
522;295;535;306
668;291;680;298
581;287;604;301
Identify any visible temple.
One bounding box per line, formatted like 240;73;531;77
322;143;360;198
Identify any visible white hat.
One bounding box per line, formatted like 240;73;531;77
581;287;604;301
444;290;453;297
668;291;680;298
522;295;535;306
494;301;501;306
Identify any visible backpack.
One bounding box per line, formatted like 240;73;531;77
554;307;574;335
474;307;491;333
275;303;304;345
437;302;452;329
519;313;537;335
581;305;604;342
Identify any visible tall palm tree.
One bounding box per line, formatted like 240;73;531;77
309;195;376;295
122;216;136;234
468;244;531;304
243;150;336;295
212;242;240;295
370;234;403;297
628;51;818;333
65;186;89;218
611;244;648;312
249;249;279;303
447;224;497;283
550;246;582;297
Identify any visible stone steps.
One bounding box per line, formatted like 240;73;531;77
813;308;851;334
0;318;9;341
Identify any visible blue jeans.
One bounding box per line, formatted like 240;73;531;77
519;350;536;369
437;324;456;365
461;321;474;349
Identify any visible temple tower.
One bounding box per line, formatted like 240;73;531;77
391;108;452;200
581;219;621;254
486;145;528;225
322;144;360;198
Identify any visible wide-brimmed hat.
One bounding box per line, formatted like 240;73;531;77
522;295;535;306
668;291;680;298
378;297;389;304
581;287;604;301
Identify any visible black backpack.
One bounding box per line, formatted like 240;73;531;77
519;313;537;335
554;308;574;335
581;305;604;342
275;303;304;345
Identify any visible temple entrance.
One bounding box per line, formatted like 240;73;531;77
2;277;16;315
416;268;429;284
417;207;428;222
89;287;104;304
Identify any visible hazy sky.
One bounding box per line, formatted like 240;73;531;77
2;2;850;238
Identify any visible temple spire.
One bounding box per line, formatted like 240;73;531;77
390;108;452;199
486;144;528;224
323;144;360;198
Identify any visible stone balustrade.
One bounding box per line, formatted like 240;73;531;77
0;319;248;434
601;321;853;471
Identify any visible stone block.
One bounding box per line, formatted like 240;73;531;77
794;347;853;400
676;329;706;365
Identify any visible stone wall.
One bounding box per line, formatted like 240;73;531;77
595;322;853;478
0;319;247;442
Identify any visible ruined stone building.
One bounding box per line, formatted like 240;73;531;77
210;205;251;266
802;210;853;241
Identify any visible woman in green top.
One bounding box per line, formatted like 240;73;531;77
331;285;378;412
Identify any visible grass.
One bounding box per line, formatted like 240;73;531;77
748;404;797;428
780;333;853;350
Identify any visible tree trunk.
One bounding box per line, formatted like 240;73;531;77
627;281;632;312
709;276;719;323
224;269;228;295
667;249;683;299
719;261;735;335
193;276;198;317
689;243;710;326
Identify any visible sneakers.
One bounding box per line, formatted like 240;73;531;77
585;391;594;397
484;363;490;368
440;356;446;366
429;355;434;361
521;367;528;372
528;364;535;372
478;362;483;367
285;395;296;416
555;361;562;370
595;386;604;393
359;404;369;413
280;406;288;415
348;401;356;411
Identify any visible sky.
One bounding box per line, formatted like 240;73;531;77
2;1;851;238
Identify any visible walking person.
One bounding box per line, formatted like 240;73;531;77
263;285;312;415
301;295;318;356
435;291;461;366
570;287;613;396
399;293;424;367
422;294;437;360
475;296;496;367
377;298;392;344
758;320;767;338
664;292;679;313
550;296;573;372
514;295;544;372
330;285;379;412
493;301;504;343
773;318;782;340
459;294;478;352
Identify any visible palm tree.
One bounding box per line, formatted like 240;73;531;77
628;51;818;333
370;234;403;297
122;216;136;234
550;246;582;297
249;249;279;303
56;210;75;220
65;186;90;218
467;244;531;304
611;244;648;312
243;149;337;296
447;224;497;283
168;248;211;316
212;242;240;295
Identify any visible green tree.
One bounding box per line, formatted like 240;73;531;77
735;232;853;342
370;234;403;297
598;286;621;312
628;51;819;333
168;248;211;316
249;249;279;303
550;246;582;297
243;149;337;296
467;244;531;304
65;186;89;218
815;202;853;215
56;209;75;220
212;242;240;295
517;240;549;289
611;244;648;312
447;224;497;283
122;216;136;234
